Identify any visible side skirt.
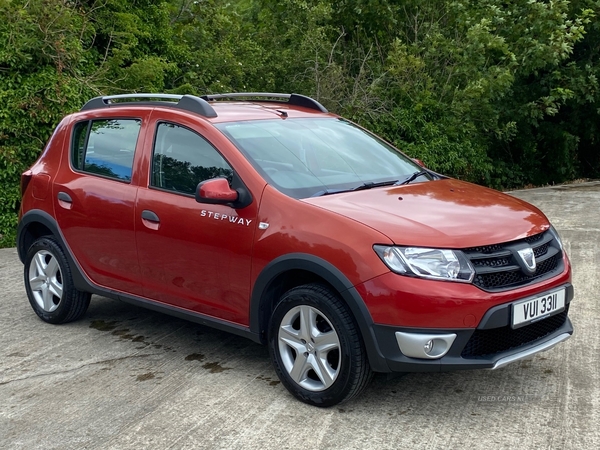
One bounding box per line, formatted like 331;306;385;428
114;291;262;343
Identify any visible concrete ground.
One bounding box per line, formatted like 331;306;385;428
1;182;599;450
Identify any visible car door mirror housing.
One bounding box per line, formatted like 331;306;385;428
195;178;239;205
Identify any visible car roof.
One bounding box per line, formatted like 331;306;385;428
208;101;334;123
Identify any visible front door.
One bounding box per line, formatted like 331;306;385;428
135;117;257;324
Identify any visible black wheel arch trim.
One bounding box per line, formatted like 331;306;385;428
249;253;391;372
18;209;108;295
18;210;64;263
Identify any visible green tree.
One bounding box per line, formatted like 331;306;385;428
0;0;189;246
1;0;600;248
0;0;92;247
251;0;596;187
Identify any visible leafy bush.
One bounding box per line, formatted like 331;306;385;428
1;0;599;248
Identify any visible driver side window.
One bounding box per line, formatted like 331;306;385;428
151;122;233;195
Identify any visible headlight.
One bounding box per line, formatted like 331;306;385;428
549;225;564;251
374;245;475;283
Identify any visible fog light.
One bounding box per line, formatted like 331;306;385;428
424;340;434;354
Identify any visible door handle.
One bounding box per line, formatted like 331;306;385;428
142;209;160;231
57;191;73;210
141;210;160;222
57;192;72;203
141;210;160;230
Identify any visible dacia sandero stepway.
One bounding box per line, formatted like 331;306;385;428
17;93;573;406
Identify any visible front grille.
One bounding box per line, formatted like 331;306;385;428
461;305;569;358
524;233;545;244
463;230;563;291
473;254;560;290
534;242;550;257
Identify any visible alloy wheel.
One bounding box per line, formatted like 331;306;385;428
277;305;341;391
28;250;63;313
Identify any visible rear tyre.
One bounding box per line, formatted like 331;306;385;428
24;237;91;324
268;284;373;407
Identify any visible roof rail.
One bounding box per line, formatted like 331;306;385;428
200;93;328;113
80;94;218;118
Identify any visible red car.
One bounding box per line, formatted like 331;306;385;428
17;93;573;406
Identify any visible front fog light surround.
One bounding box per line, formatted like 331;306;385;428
374;245;474;283
395;332;457;359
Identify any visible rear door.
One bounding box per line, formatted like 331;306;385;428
53;109;150;295
135;112;259;324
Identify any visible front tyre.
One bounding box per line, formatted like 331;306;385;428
24;237;91;324
268;284;372;407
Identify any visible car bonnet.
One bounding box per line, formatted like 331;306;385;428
302;178;550;248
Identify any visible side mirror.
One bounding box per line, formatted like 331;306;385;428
195;178;238;205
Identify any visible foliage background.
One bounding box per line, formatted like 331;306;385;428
1;0;599;247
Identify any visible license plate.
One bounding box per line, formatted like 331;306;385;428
512;288;566;329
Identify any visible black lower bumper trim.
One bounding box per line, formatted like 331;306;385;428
371;283;574;373
372;317;572;373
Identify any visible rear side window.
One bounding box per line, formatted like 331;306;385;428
151;122;233;195
71;119;141;182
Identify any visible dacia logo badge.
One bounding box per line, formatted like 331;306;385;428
517;247;536;273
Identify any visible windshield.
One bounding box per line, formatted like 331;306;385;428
215;118;430;199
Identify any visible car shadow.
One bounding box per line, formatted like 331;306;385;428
83;294;565;414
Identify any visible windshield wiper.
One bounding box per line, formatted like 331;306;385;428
352;179;401;191
311;179;400;197
311;172;429;197
352;172;431;189
397;170;429;185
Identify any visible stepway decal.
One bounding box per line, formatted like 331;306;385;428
200;210;252;226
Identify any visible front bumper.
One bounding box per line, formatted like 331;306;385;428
370;283;574;372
